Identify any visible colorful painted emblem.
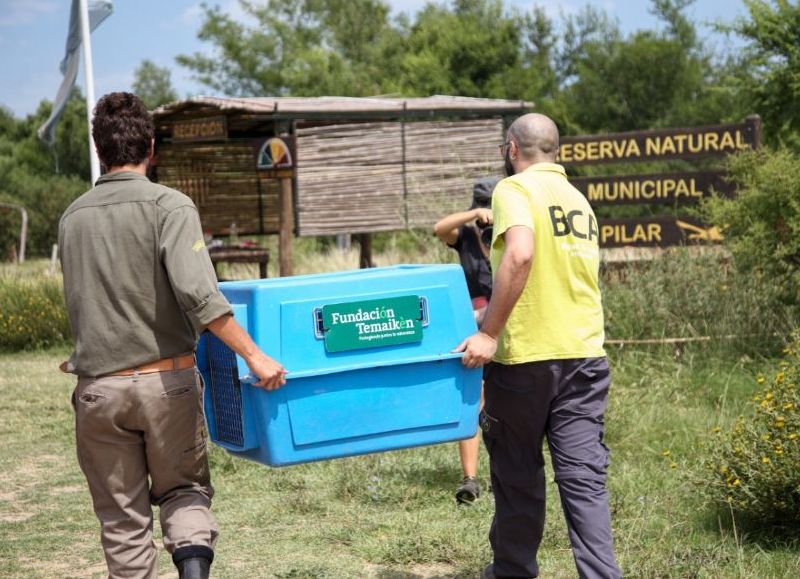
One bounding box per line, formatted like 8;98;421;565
257;137;293;169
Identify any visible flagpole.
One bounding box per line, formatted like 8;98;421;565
78;0;101;184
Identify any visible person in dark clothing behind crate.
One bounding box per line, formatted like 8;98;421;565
433;176;499;504
58;92;286;579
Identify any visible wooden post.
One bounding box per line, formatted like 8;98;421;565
18;206;27;263
0;202;27;263
747;114;762;149
279;176;294;276
358;233;373;269
50;244;59;275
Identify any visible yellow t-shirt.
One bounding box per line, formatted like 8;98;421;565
490;162;605;364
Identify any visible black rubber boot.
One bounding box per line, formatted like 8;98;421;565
455;475;481;504
173;545;214;579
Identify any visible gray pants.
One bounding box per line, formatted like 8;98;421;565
482;357;621;579
73;367;218;578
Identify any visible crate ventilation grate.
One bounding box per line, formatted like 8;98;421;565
206;334;244;447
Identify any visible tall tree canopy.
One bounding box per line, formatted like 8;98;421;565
178;0;735;137
177;0;402;96
561;0;733;132
133;60;179;110
724;0;800;148
0;91;89;257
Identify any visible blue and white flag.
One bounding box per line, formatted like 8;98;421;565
37;0;113;145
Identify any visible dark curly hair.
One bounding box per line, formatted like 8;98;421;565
92;92;154;169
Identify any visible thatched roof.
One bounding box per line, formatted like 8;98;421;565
153;95;533;122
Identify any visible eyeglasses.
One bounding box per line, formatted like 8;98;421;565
498;141;512;156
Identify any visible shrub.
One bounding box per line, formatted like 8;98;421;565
601;249;795;355
0;272;70;350
701;332;800;526
701;148;800;308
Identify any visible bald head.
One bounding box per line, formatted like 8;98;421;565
508;113;560;163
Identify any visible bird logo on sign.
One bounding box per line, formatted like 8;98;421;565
676;220;724;241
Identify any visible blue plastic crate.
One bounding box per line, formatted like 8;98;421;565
197;264;482;466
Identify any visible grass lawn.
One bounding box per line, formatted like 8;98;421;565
1;346;799;578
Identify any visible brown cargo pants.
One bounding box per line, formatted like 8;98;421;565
72;367;218;578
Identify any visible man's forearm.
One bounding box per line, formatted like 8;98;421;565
206;314;287;389
481;229;533;339
206;314;258;363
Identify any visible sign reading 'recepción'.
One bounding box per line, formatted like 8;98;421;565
322;295;423;353
557;118;760;166
172;116;228;142
571;170;735;206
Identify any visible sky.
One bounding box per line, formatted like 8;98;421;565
0;0;748;119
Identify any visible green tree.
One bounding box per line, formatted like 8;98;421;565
534;5;621;132
562;0;725;133
397;0;523;97
701;148;800;307
0;171;86;256
175;0;777;141
132;59;179;110
0;92;90;258
723;0;800;148
177;0;402;97
177;0;619;125
3;90;91;181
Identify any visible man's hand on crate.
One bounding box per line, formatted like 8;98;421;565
207;314;287;390
454;331;497;368
245;350;287;390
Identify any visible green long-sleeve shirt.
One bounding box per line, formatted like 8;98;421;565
58;171;232;377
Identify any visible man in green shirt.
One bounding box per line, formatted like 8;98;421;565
59;92;285;579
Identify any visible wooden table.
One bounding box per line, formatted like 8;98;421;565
208;246;270;279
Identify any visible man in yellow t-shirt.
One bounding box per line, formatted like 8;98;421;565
456;113;621;579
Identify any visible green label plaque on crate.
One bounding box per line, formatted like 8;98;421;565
322;295;422;353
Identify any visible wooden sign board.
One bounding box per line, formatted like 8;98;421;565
257;168;294;180
172;116;228;142
558;117;760;166
598;216;723;248
572;170;735;206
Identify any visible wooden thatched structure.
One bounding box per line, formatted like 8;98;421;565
151;96;533;272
